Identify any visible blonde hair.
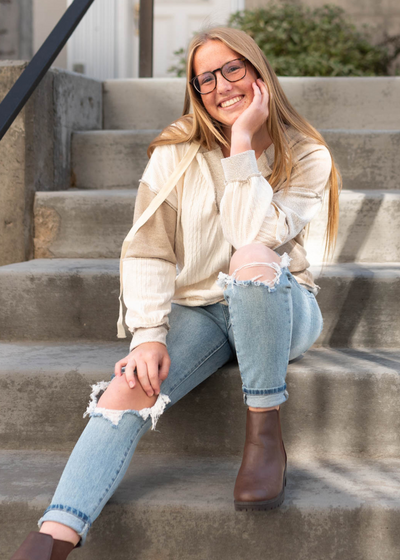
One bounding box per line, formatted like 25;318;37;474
148;26;342;262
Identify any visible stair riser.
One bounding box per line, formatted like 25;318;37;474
0;262;398;347
308;190;400;264
34;191;137;259
33;189;400;262
0;356;399;459
2;449;400;560
71;130;400;190
3;502;399;560
71;131;157;189
321;130;400;191
103;77;400;130
316;272;400;347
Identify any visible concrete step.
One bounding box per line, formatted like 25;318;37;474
103;77;400;131
1;450;400;560
71;129;400;191
308;189;400;264
320;129;400;191
0;259;399;347
71;130;158;189
33;188;400;262
0;343;398;459
34;189;137;258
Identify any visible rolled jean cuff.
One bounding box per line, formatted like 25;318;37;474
38;508;90;547
243;388;289;408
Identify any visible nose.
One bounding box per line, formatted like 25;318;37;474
215;70;232;93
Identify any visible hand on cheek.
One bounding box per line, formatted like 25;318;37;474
231;78;270;151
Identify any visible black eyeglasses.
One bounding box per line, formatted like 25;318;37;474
190;58;247;95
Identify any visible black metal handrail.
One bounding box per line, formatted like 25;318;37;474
0;0;154;143
0;0;96;141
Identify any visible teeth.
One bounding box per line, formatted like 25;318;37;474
220;96;243;108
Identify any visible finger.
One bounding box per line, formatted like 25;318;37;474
147;359;160;395
256;80;270;116
257;79;269;97
136;360;154;397
115;358;127;376
124;358;137;389
251;82;262;106
158;355;170;383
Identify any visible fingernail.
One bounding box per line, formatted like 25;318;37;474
129;381;134;388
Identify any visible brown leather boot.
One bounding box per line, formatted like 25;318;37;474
10;532;76;560
234;408;287;511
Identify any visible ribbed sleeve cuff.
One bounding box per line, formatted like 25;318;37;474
129;324;169;351
221;150;260;182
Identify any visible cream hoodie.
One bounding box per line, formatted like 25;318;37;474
122;124;332;350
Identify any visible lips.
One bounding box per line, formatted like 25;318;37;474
218;95;244;108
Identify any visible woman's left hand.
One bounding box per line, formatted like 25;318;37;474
231;79;270;146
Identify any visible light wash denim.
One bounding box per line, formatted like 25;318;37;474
38;254;323;546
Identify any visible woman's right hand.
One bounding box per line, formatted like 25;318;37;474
114;342;171;397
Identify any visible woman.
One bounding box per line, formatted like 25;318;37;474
11;26;341;559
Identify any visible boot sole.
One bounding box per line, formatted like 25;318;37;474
234;467;287;512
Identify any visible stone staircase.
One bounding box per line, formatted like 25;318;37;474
1;77;400;559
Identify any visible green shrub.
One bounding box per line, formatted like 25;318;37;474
228;3;398;76
167;3;400;77
167;47;186;77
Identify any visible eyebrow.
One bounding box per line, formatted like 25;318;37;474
195;58;242;76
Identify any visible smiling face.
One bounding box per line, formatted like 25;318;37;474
192;39;259;129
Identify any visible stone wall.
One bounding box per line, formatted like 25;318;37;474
0;62;102;266
0;0;32;60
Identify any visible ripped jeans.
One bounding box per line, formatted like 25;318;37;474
37;253;323;546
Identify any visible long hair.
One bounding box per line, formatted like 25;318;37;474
148;26;342;262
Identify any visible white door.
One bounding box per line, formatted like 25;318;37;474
67;0;244;80
67;0;137;80
154;0;245;77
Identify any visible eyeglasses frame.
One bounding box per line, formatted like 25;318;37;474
190;57;247;95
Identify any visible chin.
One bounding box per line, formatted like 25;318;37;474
215;111;242;128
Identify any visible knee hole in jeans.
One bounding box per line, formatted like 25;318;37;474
83;376;171;430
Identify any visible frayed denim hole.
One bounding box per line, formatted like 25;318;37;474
83;380;171;431
217;253;292;292
220;277;280;294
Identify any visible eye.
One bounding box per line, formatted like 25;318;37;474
199;72;214;85
226;64;241;73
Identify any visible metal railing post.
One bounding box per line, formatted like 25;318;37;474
139;0;154;77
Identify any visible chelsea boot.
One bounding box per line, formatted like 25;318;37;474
234;408;287;511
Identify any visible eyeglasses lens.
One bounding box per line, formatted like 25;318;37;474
195;59;245;94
